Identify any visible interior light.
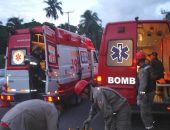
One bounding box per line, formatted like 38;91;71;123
138;34;143;41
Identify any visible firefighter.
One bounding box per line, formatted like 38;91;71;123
30;45;45;93
149;51;164;80
0;99;59;130
137;51;155;130
74;80;131;130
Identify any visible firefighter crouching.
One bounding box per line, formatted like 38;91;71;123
74;80;131;130
137;51;155;130
0;99;59;130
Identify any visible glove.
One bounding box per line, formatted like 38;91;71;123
139;91;145;95
84;124;90;130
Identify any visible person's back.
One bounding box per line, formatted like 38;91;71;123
150;52;164;80
150;58;164;79
0;99;59;130
93;87;127;113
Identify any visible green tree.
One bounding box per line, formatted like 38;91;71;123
165;12;170;20
161;10;170;20
6;17;23;29
44;0;63;20
23;19;42;28
58;23;78;33
79;10;103;50
0;25;8;68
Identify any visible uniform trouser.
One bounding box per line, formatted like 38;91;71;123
139;92;154;128
105;103;132;130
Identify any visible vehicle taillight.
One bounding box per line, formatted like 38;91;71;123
0;95;13;101
47;96;53;102
0;95;5;100
166;106;170;111
6;95;12;101
44;95;60;103
97;75;102;84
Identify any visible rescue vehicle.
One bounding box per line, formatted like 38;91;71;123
97;20;170;112
1;24;98;104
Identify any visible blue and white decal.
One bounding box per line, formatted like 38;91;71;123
107;40;133;66
110;43;129;63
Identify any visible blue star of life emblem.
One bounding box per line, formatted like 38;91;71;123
110;43;129;63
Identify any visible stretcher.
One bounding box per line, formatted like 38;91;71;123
154;78;170;103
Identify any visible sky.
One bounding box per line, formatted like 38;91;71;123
0;0;170;27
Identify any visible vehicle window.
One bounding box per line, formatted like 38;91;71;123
107;40;133;66
48;44;56;64
93;51;98;63
80;51;88;64
32;33;44;43
11;49;26;65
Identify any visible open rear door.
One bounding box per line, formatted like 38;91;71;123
6;33;30;93
43;25;58;94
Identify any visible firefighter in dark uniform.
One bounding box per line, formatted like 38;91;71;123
74;80;131;130
30;45;45;93
137;51;155;130
149;51;164;81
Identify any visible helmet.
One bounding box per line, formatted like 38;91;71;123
74;80;88;95
136;51;146;60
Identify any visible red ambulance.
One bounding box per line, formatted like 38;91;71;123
97;20;170;112
1;24;98;104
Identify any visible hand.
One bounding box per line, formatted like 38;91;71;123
83;118;91;128
137;99;140;106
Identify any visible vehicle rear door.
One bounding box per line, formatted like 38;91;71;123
6;33;30;93
99;21;137;104
43;25;58;94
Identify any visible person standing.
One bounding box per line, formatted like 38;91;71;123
74;80;131;130
149;51;164;80
0;99;59;130
29;46;45;93
137;51;155;130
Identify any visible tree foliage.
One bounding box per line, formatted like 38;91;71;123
161;9;170;20
44;0;63;20
58;23;78;33
78;10;103;50
6;17;24;29
0;25;8;55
